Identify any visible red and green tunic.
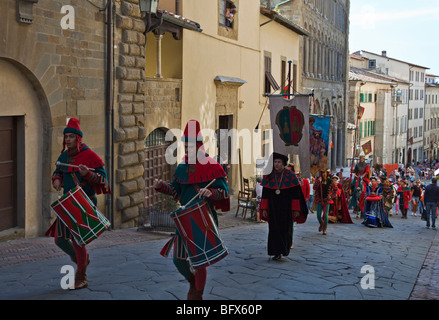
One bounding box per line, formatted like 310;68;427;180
156;153;229;261
46;143;110;240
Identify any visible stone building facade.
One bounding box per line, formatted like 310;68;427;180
270;0;351;169
0;0;151;238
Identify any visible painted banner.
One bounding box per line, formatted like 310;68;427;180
269;95;311;178
309;114;331;175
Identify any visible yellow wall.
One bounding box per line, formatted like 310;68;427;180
146;32;183;79
177;1;303;190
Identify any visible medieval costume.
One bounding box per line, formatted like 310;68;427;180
352;155;371;185
154;120;229;300
382;177;395;217
397;179;411;219
313;169;332;235
363;177;393;228
46;118;110;290
349;174;367;219
259;152;308;260
327;176;353;224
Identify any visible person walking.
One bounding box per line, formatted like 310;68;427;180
153;120;229;300
411;180;422;217
259;152;308;260
314;169;332;235
46;118;111;290
423;177;439;230
397;179;411;219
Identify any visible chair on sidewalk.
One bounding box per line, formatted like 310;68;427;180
235;178;255;219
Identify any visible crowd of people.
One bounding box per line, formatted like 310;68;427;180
254;152;439;262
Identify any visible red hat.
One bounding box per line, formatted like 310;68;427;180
61;118;83;153
63;118;83;137
182;120;203;143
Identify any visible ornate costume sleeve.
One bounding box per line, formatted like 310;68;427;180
209;188;228;201
84;166;111;194
155;181;180;202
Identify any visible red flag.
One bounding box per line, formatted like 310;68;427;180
358;106;365;120
280;81;293;98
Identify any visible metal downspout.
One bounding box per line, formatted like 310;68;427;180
106;0;114;228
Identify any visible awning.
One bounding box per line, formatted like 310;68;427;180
214;76;247;85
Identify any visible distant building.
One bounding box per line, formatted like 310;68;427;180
352;50;429;166
425;74;439;161
348;54;409;166
264;0;351;170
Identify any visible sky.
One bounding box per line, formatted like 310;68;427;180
349;0;439;76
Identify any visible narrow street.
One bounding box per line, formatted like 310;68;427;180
1;203;438;301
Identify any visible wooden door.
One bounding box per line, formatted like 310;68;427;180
0;117;17;231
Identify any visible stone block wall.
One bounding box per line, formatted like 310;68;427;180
113;0;147;228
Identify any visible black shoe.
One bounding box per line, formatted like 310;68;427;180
272;255;282;261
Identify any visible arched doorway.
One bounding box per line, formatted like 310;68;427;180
0;58;51;237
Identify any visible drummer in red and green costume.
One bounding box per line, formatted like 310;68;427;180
46;118;110;290
153;120;229;300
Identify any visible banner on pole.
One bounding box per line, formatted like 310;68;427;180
269;95;311;178
309;114;331;175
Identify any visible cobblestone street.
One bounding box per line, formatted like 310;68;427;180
1;204;438;301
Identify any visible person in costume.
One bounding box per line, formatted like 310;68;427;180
313;169;332;235
46;118;110;290
349;173;367;219
381;176;395;218
397;179;411;219
352;154;371;185
153;120;229;300
297;171;310;207
327;176;353;224
259;152;308;260
366;176;382;196
363;176;393;228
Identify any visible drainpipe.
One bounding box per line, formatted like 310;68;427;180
105;0;114;228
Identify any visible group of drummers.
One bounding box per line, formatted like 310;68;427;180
49;119;231;299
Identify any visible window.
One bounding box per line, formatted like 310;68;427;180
218;0;238;39
264;54;280;95
219;0;237;29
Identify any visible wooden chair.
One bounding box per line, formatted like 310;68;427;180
235;178;255;219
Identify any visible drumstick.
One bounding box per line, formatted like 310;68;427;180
181;179;216;209
56;161;95;171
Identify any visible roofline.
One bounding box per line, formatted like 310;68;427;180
354;50;430;70
260;7;310;37
349;67;410;85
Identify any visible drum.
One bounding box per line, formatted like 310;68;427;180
170;201;228;268
51;185;111;246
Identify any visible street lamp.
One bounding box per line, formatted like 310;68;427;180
139;0;159;14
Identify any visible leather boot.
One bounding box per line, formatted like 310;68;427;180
74;269;88;290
